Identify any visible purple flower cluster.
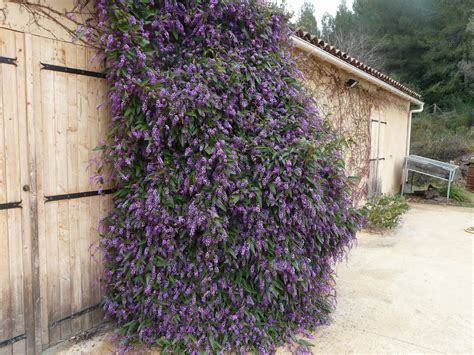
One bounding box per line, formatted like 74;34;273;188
88;0;363;353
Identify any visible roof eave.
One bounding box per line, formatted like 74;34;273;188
291;35;424;106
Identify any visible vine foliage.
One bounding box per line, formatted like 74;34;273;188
85;0;363;353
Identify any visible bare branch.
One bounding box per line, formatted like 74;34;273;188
330;30;386;70
5;0;99;48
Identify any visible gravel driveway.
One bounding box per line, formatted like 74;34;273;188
278;203;473;354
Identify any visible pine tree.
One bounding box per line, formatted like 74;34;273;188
420;0;474;105
296;1;319;35
334;0;354;37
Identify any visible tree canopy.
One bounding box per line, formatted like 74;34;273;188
295;0;474;108
296;1;319;35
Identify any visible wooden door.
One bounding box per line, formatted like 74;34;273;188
0;27;112;354
31;35;112;350
368;114;386;197
0;29;35;355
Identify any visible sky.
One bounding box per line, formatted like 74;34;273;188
276;0;354;24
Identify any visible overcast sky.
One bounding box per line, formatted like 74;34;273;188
276;0;355;24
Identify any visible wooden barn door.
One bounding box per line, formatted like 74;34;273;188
0;29;36;355
31;35;112;350
0;27;112;354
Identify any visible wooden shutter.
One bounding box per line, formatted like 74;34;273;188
368;113;386;197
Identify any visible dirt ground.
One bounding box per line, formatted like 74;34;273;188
46;203;473;354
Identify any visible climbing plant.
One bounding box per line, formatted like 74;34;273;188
86;0;364;353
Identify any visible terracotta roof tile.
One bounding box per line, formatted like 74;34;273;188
293;29;422;101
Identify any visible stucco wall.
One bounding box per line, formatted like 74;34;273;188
380;100;411;194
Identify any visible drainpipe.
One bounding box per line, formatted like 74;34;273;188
405;102;424;156
402;102;424;191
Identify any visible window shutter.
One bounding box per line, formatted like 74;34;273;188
368;115;386;196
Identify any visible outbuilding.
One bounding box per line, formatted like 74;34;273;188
292;30;424;200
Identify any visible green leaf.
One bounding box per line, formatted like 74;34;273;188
93;144;106;151
251;188;260;205
138;38;150;46
209;335;219;350
204;145;214;155
268;183;276;195
297;338;314;348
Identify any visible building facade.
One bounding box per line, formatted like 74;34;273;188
293;30;424;200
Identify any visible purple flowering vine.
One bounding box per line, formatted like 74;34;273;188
86;0;364;353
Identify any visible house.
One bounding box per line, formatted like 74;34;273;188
292;30;424;200
0;3;422;354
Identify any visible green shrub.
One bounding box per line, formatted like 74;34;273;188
365;194;410;230
410;109;474;162
439;184;471;202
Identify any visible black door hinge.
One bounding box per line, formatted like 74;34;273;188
0;56;17;66
0;201;22;210
40;62;106;79
45;189;115;203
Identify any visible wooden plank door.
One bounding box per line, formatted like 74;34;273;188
31;35;111;350
368;113;386;197
0;28;112;353
0;28;35;355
